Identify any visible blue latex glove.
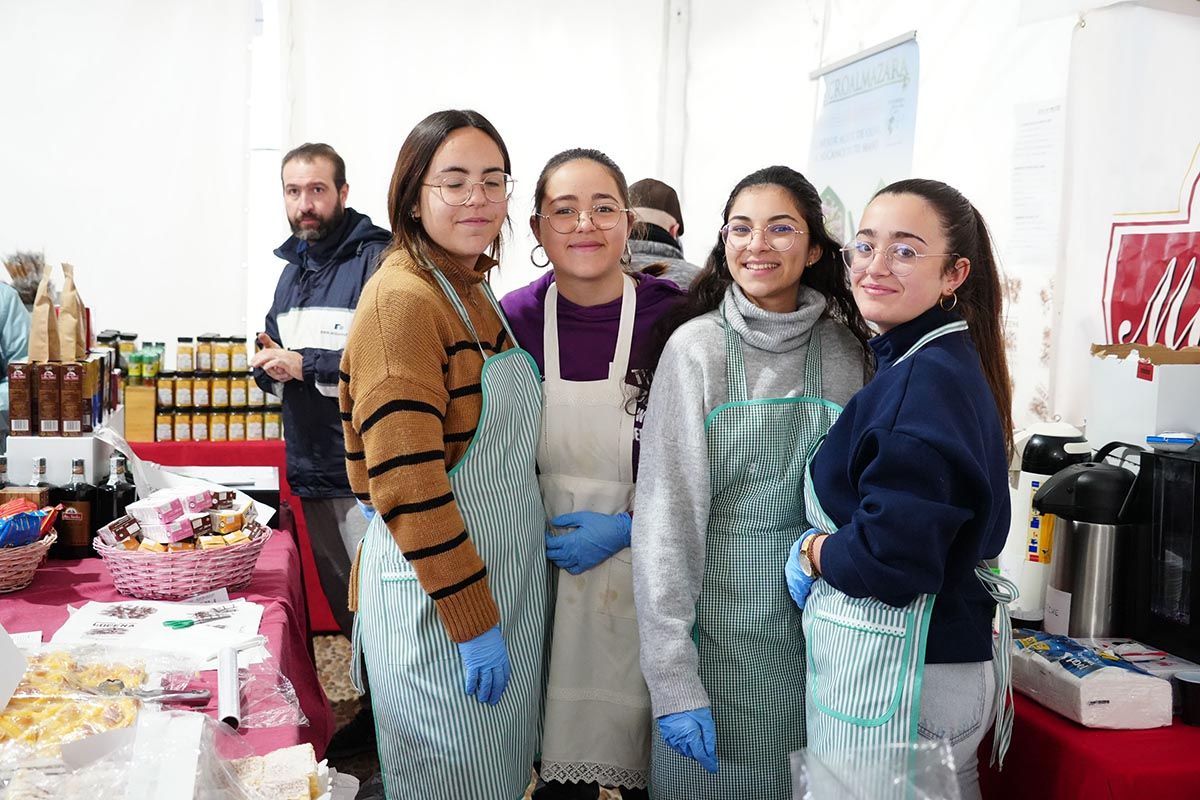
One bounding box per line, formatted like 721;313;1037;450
657;708;719;773
545;511;632;575
357;500;376;522
455;625;510;706
786;530;820;610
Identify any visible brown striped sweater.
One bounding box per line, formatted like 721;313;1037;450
339;247;509;643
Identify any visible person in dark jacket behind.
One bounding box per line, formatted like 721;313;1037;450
250;142;389;757
627;178;702;289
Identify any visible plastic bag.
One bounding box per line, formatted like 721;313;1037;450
233;658;308;730
0;643;204;767
791;740;962;800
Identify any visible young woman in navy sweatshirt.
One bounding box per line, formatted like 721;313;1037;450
785;179;1016;800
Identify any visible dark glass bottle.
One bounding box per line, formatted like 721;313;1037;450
50;458;98;559
96;455;137;529
26;457;51;489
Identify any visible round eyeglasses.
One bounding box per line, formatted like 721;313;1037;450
840;241;958;277
535;204;632;235
720;223;806;252
424;173;515;206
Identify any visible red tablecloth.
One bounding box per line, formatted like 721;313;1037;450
981;693;1200;799
0;531;335;758
128;440;339;634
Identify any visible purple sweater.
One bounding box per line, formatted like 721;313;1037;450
500;271;685;476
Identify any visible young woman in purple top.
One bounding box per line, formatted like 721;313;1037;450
501;148;684;800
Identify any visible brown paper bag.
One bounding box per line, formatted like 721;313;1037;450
28;268;60;362
59;262;88;360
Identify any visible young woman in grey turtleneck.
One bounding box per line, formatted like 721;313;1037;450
631;166;872;800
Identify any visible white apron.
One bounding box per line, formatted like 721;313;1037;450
538;274;653;789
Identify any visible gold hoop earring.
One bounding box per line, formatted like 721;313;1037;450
939;292;958;311
530;244;550;269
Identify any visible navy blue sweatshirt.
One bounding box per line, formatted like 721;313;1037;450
255;207;390;497
811;305;1010;663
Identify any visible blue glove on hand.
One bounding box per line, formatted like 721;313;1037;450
545;511;632;575
455;625;511;706
657;707;719;773
785;530;820;610
357;500;376;522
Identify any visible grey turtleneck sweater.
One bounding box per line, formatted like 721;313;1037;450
632;283;867;718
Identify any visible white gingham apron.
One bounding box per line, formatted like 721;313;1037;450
649;302;840;800
801;320;1018;797
351;267;548;800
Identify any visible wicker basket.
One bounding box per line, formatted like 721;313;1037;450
0;533;57;593
93;529;272;601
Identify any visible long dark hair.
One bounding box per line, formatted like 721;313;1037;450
653;165;872;357
876;179;1014;454
383;109;512;266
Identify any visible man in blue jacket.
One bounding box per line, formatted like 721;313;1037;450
251;143;389;756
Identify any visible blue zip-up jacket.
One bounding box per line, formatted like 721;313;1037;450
254;207;390;497
811;304;1010;663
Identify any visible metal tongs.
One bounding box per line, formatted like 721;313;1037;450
94;678;211;706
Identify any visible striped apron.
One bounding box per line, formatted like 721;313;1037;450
801;320;1019;796
351;267;548;800
650;303;840;800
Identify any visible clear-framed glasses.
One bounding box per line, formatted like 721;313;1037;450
535;203;632;235
840;241;958;277
719;223;806;252
424;173;515;206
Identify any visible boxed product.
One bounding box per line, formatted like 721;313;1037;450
125;495;186;526
1012;629;1172;729
97;515;142;547
59;362;84;436
6;361;33;436
209;499;255;535
139;514;210;545
1077;637;1200;714
179;489;213;514
35;362;60;435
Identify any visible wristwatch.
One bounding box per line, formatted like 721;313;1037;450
799;533;825;578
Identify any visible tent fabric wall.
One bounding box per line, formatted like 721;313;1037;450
0;0;255;344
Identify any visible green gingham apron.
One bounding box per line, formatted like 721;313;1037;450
649;303;840;800
801;320;1019;795
351;267;548;800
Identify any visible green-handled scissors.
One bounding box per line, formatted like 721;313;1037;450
162;614;233;629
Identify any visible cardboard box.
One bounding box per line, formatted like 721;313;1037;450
59;362;84;437
1087;344;1200;447
35;363;60;435
0;486;50;507
124;385;157;442
6;361;33;436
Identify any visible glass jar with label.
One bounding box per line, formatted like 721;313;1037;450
230;372;249;407
157;371;175;408
193;376;211;409
176;337;195;372
175;373;194;407
118;333;138;370
209;409;228;442
127;352;144;386
173;407;193;442
265;392;282;409
231;336;249;372
191;409;209;442
211;375;230;408
247;409;264;440
228;407;247;441
142;349;160;384
265;409;282;440
196;336;214;373
212;337;232;374
156;408;174;442
247;379;265;408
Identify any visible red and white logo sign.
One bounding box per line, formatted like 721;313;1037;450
1103;169;1200;347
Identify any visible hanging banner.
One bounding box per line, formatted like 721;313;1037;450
807;35;920;243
